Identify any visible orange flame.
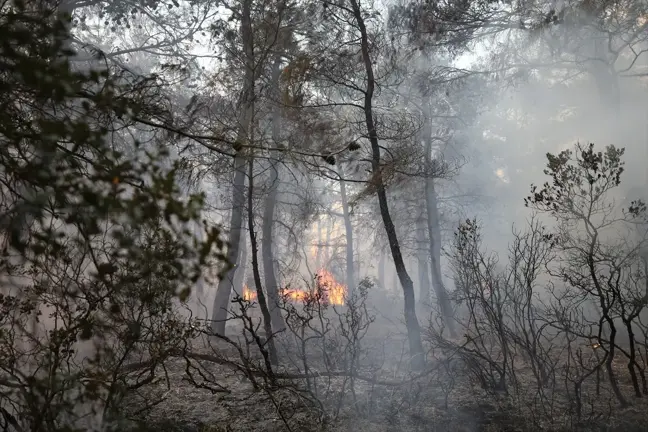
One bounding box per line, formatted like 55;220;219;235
240;270;347;306
242;285;257;301
281;288;310;302
315;268;346;306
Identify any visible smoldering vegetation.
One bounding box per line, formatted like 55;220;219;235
1;0;648;431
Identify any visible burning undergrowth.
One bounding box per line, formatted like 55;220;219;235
242;268;347;307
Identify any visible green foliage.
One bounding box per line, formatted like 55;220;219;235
0;2;223;430
524;142;627;217
524;142;648;335
91;0;201;28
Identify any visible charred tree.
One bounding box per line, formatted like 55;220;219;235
248;157;279;366
349;0;425;369
339;167;356;295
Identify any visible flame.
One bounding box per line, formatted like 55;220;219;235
242;285;257;301
240;269;347;306
281;288;310;302
316;268;346;306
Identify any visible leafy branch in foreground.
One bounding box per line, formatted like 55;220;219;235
0;2;224;431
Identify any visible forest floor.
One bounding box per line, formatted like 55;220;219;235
124;328;648;432
124;297;648;432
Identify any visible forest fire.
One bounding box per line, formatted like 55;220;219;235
242;285;257;301
240;269;346;306
316;268;346;306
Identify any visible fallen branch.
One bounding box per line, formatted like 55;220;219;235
121;349;441;387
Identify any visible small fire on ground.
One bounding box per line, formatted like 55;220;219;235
242;268;346;306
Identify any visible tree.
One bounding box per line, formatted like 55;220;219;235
348;0;425;369
526;142;648;404
208;0;310;338
260;56;286;333
0;3;219;429
421;117;457;337
391;0;648;113
415;204;432;307
247;155;280;364
336;165;357;296
210;0;256;336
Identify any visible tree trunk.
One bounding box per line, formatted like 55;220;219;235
339;167;356;295
261;56;285;333
392;262;398;292
324;216;332;267
211;165;247;334
590;64;620;115
248;158;279;366
378;251;386;290
416;214;431;308
355;230;361;281
315;219;323;269
589;36;621;116
423;126;456;338
211;0;254;336
349;0;425;370
233;231;248;297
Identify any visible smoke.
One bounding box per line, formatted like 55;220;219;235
444;17;648;259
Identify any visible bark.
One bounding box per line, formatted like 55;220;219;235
590;63;620;114
349;0;425;370
378;252;386;290
248;158;279;366
211;0;254;336
392;263;398;292
261;56;285;333
324;216;332;267
211;156;247;335
355;230;361;280
416;214;431;308
178;179;206;298
233;232;248;297
339;167;356;295
589;36;621;116
315;219;323;269
193;225;205;298
423;125;456;338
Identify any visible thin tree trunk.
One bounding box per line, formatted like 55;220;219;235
178;178;206;299
416;214;431;308
423;126;456;338
261;57;285;333
355;229;361;280
378;251;386;290
211;0;254;336
233;232;248;297
324;216;332;267
392;263;398;292
339;167;355;295
315;219;323;269
349;0;424;370
589;36;621;116
248;158;279;366
212;167;247;335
